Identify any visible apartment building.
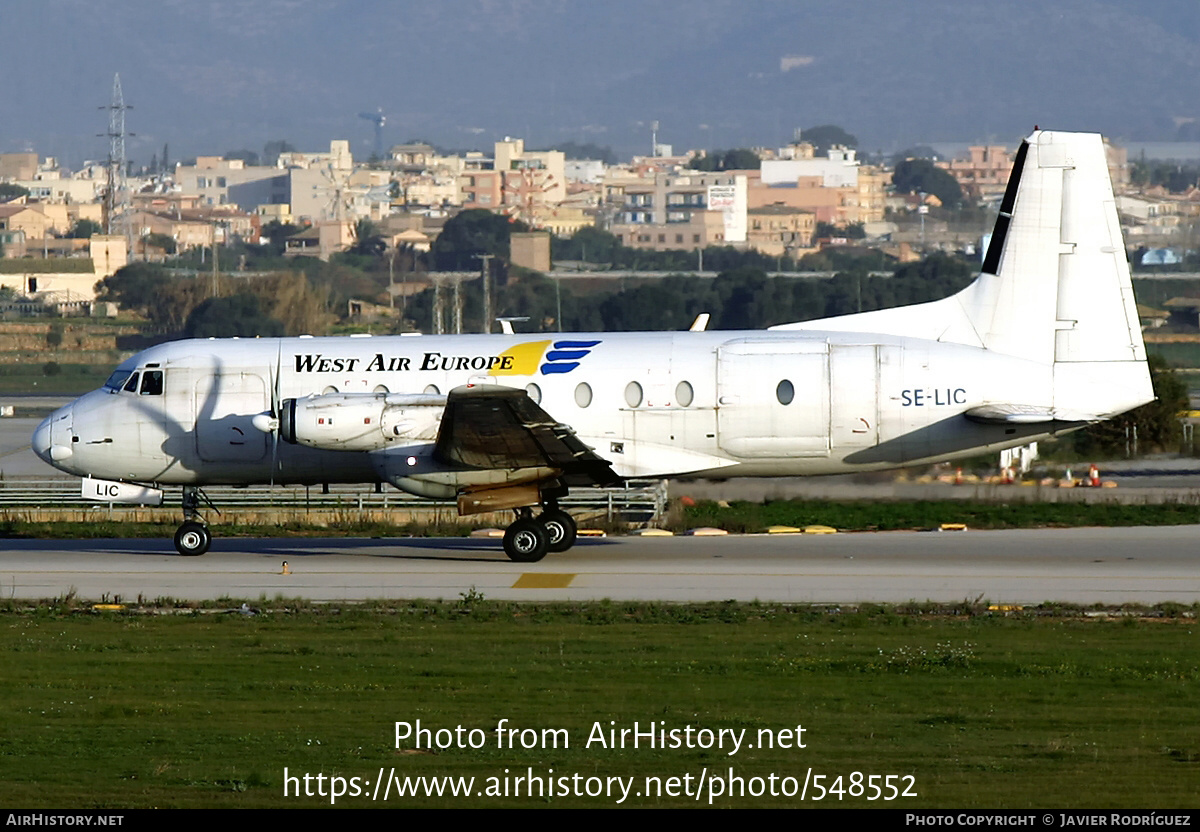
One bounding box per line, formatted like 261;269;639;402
175;156;285;208
746;205;817;257
751;146;885;226
458;139;567;223
936;145;1014;201
608;170;748;251
0;153;38;181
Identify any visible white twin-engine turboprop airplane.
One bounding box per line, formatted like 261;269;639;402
33;130;1153;562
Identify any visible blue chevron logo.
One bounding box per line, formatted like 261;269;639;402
540;340;601;375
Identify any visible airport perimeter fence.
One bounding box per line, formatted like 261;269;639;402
0;477;669;527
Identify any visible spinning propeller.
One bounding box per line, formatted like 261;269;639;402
250;344;284;485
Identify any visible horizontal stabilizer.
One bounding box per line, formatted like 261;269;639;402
964;404;1096;425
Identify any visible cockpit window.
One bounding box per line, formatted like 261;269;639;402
104;370;132;391
140;370;164;396
123;372;140;393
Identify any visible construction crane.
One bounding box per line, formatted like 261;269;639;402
358;108;386;160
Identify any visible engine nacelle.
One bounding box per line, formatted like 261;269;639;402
281;392;446;452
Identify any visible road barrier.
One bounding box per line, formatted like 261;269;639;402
0;477;668;526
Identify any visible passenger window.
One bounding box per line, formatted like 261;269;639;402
676;380;694;407
123;372;140;393
574;382;592;408
624;381;643;408
140;371;164;396
776;379;795;405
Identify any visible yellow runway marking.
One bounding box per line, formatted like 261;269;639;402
512;573;576;589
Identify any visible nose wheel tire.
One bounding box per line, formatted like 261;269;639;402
503;517;549;563
174;521;211;557
539;508;577;553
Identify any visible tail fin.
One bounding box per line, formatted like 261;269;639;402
961;130;1145;366
774;129;1153;418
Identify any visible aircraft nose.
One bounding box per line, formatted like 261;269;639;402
32;416;52;463
32;405;74;467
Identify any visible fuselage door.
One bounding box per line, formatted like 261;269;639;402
194;372;268;462
716;339;830;458
829;345;881;450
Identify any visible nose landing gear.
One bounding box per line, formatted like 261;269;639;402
174;521;211;557
174;486;217;556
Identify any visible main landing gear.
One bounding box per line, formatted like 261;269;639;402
501;501;578;563
174;486;216;556
167;485;576;561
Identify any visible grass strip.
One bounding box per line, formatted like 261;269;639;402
0;518;479;540
677;498;1200;533
2;599;1199;808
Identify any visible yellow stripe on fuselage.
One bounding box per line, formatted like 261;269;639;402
489;340;551;376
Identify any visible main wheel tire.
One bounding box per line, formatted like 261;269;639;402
503;517;549;563
539;508;577;553
174;521;211;557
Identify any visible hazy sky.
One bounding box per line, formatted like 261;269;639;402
4;0;1200;167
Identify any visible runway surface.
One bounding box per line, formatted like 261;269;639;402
2;525;1199;604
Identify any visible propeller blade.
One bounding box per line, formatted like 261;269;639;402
270;430;279;489
269;342;283;488
272;343;282;418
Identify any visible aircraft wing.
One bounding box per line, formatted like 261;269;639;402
433;385;621;487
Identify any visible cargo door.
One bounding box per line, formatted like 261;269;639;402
716;340;829;458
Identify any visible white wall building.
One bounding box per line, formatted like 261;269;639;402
565;159;605;184
761;147;860;188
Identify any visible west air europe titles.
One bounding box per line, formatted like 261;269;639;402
294;352;516;374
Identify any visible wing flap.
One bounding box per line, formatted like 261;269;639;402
433;385;620;486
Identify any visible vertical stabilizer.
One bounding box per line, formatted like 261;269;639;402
959;131;1146;367
771;129;1154;420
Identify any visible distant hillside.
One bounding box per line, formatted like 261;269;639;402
3;1;1200;164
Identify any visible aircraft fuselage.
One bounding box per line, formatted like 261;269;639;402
34;328;1061;488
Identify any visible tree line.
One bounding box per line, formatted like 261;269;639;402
94;264;332;338
400;252;976;335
